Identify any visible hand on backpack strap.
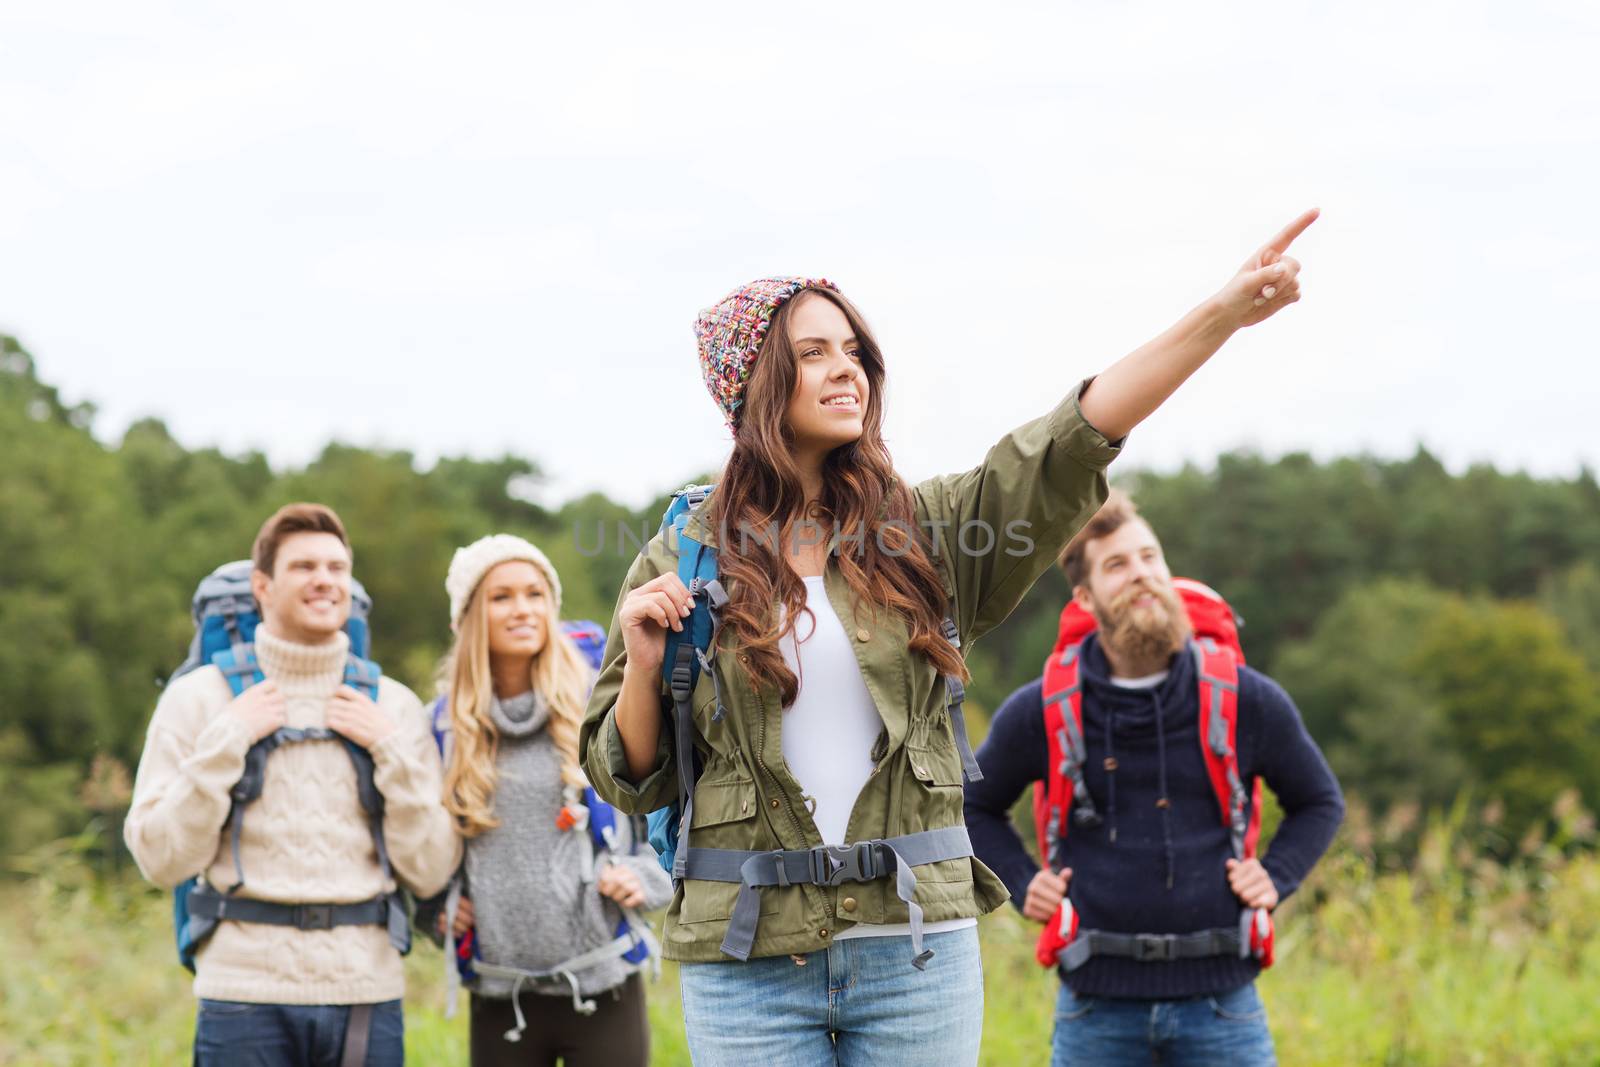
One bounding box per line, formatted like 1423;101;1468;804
619;573;695;673
1225;857;1279;910
596;862;647;909
327;685;396;749
1023;866;1072;923
227;679;287;743
437;895;474;939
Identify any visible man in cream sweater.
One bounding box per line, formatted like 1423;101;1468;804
125;503;461;1066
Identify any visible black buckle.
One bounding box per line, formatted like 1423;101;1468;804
1134;934;1178;961
278;726;336;744
670;647;695;702
809;843;880;886
296;904;334;930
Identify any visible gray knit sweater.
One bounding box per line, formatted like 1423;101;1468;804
462;690;672;999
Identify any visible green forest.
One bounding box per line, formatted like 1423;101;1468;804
5;333;1600;1063
6;332;1598;859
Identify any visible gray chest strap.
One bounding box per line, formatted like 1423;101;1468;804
185;882;409;953
1058;923;1249;971
681;824;974;969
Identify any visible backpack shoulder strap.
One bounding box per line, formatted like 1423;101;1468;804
337;655;385;814
584;786;622;855
1193;638;1259;859
1038;642;1096;868
938;615;983;783
1034;650;1070;866
1194;637;1274;966
206;643;266;893
429;695;451;760
211;644;265;697
661;485;723;691
658;484;726;881
343;654;382;702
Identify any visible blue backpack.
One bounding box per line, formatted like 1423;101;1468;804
429;619;654;992
169;561;404;973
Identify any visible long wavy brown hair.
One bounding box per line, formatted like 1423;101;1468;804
438;576;593;837
706;287;965;706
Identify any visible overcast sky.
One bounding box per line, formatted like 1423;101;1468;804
3;1;1596;507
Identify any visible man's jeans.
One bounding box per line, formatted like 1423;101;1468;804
679;927;984;1067
193;999;403;1066
1051;981;1276;1067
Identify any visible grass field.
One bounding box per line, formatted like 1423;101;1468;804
4;805;1598;1066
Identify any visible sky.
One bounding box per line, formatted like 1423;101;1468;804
2;1;1597;508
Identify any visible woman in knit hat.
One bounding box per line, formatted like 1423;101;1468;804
581;210;1318;1064
429;534;671;1067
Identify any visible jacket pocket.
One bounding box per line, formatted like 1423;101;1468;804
689;774;758;830
902;742;970;887
1207;982;1267;1022
679;775;779;927
906;743;964;789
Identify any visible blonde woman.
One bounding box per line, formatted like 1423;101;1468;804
427;534;671;1067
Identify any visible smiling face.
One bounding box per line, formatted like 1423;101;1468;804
1075;517;1191;665
782;292;870;459
251;531;353;644
480;560;551;661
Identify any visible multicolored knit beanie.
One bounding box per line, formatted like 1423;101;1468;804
694;276;839;431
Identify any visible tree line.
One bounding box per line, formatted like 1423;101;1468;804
3;335;1597;860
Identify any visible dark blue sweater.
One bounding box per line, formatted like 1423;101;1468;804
964;633;1344;999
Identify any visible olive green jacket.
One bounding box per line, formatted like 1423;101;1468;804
579;382;1121;962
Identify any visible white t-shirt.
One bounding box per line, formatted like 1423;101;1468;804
779;575;976;941
1110;670;1170;689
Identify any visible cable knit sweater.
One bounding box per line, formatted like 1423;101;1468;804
124;627;462;1005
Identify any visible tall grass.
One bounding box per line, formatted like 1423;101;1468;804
3;796;1596;1066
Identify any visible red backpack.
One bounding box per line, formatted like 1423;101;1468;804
1031;578;1274;972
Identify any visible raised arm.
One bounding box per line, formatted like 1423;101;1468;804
1079;208;1319;441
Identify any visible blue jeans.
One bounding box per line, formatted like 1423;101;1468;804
1051;982;1276;1067
679;927;984;1066
193;999;403;1066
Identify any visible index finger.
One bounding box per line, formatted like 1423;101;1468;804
1264;207;1320;255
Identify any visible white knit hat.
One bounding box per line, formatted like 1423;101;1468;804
446;534;563;629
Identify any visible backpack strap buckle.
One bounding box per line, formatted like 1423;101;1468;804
295;904;335;930
669;658;695;704
939;615;961;649
1133;933;1179;962
809;842;882;886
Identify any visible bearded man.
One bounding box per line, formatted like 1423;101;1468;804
964;491;1343;1067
